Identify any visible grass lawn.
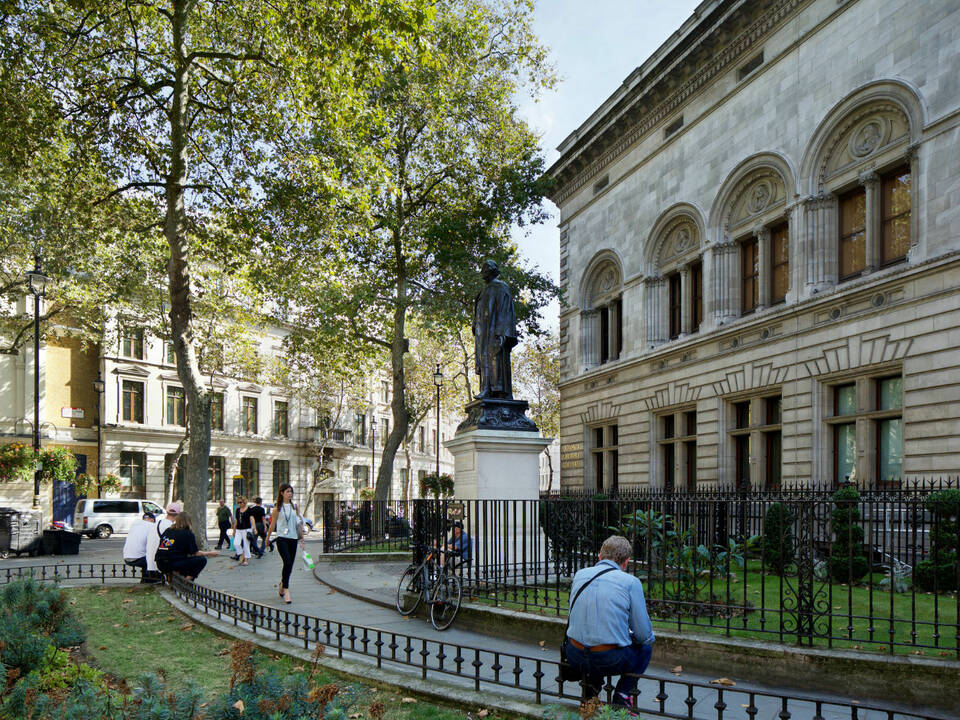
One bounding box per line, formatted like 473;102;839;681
68;586;514;719
467;560;959;657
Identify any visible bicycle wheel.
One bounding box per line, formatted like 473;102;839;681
429;573;462;630
396;565;423;615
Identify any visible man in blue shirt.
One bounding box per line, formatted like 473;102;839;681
442;520;472;570
564;535;654;712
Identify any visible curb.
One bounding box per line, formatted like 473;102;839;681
157;587;547;719
313;561;960;715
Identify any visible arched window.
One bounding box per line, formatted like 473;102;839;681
709;154;796;321
644;206;705;344
800;81;922;290
579;254;623;368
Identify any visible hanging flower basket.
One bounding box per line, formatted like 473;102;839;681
419;472;454;499
0;442;35;483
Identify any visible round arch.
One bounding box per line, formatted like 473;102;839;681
578;249;624;309
708;152;798;238
644;202;707;275
799;79;925;195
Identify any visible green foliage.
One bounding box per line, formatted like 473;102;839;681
0;442;33;483
419;472;455;499
0;579;84;678
828;486;869;582
914;489;960;592
541;702;637;720
762;502;795;575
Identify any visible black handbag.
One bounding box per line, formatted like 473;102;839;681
559;567;616;682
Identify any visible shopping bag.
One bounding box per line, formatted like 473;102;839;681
301;550;315;571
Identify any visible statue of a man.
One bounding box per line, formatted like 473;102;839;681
473;260;518;399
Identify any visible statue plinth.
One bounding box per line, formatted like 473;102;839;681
456;397;539;434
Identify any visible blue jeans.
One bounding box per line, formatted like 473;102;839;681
563;640;652;698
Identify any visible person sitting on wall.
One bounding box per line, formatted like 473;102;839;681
122;511;156;583
155;511;218;581
563;535;655;713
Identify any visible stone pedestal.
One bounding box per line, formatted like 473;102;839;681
445;427;552;582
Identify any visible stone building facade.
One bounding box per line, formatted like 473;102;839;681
1;317;456;523
547;0;960;491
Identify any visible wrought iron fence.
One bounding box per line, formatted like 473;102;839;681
409;481;960;656
317;500;412;553
0;562;950;719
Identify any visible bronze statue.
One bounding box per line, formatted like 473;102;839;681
473;260;518;399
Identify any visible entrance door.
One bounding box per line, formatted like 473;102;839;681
53;454;86;524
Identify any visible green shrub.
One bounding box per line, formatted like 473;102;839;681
762;502;795;574
828;486;869;582
0;580;84;677
914;489;960;592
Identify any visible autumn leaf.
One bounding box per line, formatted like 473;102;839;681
233;699;245;713
401;697;417;704
477;710;489;718
181;623;195;631
538;641;545;647
98;645;107;650
671;665;683;675
711;677;736;686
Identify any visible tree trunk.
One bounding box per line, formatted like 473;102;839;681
401;443;411;502
166;0;212;545
165;428;189;506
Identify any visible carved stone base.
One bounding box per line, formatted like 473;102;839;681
456;398;539;433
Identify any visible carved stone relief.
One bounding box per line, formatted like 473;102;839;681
584;259;622;307
727;169;786;230
658;218;700;267
820;103;909;180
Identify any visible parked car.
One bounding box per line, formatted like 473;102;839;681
73;498;164;539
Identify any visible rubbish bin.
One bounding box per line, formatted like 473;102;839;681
42;529;63;555
59;531;82;555
0;508;43;558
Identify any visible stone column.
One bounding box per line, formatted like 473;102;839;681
907;143;920;261
754;225;771;310
608;300;620;361
644;276;663;346
860;170;880;272
713;240;738;323
804;193;836;291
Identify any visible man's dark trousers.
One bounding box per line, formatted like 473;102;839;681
216;521;231;549
563;641;652;699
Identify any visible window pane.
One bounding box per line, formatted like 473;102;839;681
766;431;782;490
839;190;866;278
878;418;902;484
835;384;856;416
770;223;789;303
668;273;682;339
663;415;675;439
878;377;902;411
211;393;224;430
741;238;758;313
735;401;751;429
691;262;703;332
835;423;856;484
766;396;781;424
735;435;750;490
166;387;185;426
881;168;911;264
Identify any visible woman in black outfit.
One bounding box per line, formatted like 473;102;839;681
155;511;218;580
265;483;302;604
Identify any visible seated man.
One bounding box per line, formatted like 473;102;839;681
441;520;471;571
563;535;655;713
122;511;157;582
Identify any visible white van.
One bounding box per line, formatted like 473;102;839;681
73;499;164;539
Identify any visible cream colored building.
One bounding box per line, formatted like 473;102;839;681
1;313;455;523
548;0;960;491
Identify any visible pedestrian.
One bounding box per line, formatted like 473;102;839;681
249;496;267;557
265;483;303;604
155;511;218;580
145;502;181;580
562;535;654;713
440;520;471;571
232;496;254;565
122;511;156;582
215;499;232;550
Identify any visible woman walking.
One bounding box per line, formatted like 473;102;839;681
265;483;303;603
232;496;254;566
155;511;218;580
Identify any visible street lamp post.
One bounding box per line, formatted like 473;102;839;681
433;364;443;476
370;415;377;491
25;256;50;509
92;372;105;495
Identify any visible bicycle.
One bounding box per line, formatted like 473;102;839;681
395;548;462;630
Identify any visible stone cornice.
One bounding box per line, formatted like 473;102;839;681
547;0;807;206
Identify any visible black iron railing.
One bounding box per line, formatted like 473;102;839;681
318;500;412;553
399;483;960;656
0;562;950;719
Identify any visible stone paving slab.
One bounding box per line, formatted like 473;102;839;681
1;538;950;719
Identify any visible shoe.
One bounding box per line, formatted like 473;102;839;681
282;589;291;604
611;693;639;716
240;559;248;566
232;555;240;561
269;544;274;552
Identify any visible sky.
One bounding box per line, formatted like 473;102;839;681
512;0;703;329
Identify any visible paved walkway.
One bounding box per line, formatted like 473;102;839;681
2;538;949;719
